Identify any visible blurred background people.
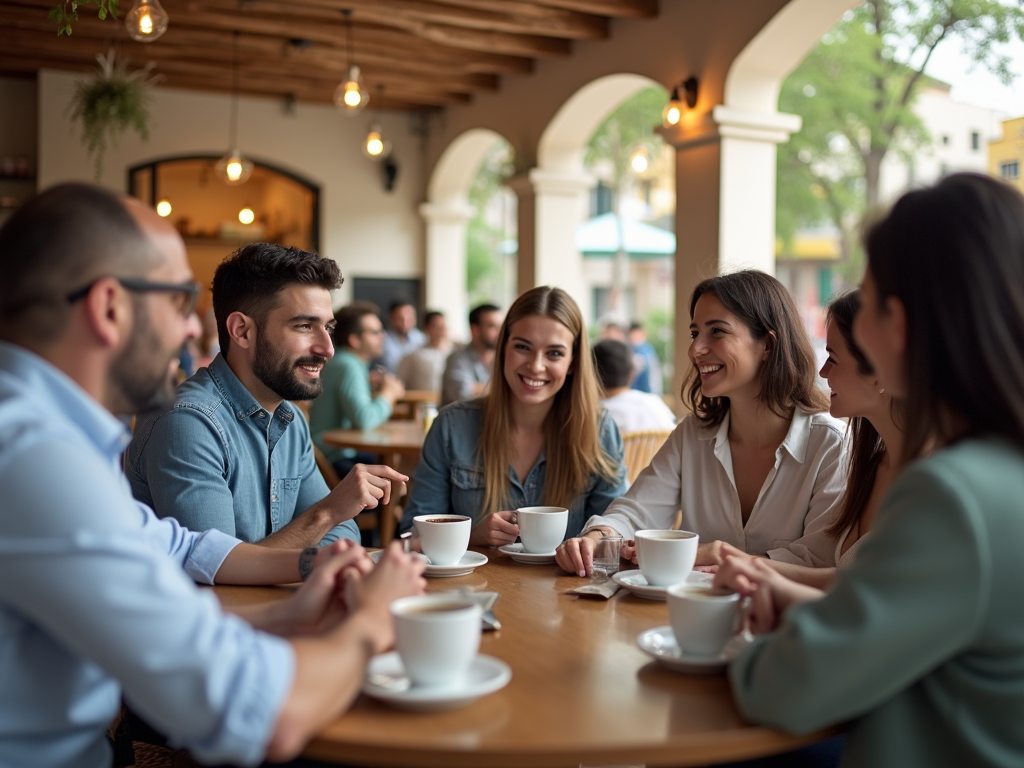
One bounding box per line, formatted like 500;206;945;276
629;320;663;395
311;302;404;476
441;302;502;406
397;310;451;392
380;298;425;374
593;338;676;434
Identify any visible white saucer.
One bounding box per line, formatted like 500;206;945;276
636;626;744;674
612;569;713;600
369;549;487;577
498;542;557;564
362;652;512;711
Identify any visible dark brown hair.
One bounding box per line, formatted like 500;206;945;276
865;173;1024;462
823;290;885;539
212;243;343;353
685;270;829;427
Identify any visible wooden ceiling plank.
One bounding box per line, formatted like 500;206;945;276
528;0;657;18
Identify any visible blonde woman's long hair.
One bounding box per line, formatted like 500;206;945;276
479;286;620;514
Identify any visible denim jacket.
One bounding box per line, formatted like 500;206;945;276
127;354;359;545
398;399;627;539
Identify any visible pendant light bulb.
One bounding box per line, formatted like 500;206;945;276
238;207;255;225
662;86;682;127
215;151;254;185
335;65;369;114
629;145;650;174
155;199;172;217
363;123;391;160
125;0;169;42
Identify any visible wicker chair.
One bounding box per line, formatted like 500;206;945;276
620;430;672;484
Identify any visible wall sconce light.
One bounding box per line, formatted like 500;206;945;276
238;206;255;225
662;76;699;127
125;0;169;42
155;199;172;217
382;157;398;192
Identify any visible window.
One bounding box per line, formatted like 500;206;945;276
971;131;980;151
1001;161;1019;180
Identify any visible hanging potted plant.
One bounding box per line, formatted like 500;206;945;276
68;47;160;181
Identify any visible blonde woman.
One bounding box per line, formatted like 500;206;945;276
399;286;627;545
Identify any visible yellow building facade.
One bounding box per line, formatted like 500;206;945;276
989;116;1024;194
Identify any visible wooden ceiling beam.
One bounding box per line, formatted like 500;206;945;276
528;0;657;17
239;0;608;40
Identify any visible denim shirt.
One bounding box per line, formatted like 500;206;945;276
398;399;627;539
0;342;292;768
128;354;358;545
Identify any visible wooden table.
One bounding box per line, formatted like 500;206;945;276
321;423;426;545
390;390;440;422
215;556;834;767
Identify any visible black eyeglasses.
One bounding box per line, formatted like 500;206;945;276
66;277;202;317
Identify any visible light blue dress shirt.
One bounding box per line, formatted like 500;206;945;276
0;342;294;768
380;326;426;374
398;399;628;539
127;354;359;546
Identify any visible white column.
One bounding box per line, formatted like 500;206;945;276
419;201;473;342
528;167;593;322
712;105;802;275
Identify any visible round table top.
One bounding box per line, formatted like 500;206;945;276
320;422;425;456
214;554;833;767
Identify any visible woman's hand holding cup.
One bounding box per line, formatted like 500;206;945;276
470;510;519;546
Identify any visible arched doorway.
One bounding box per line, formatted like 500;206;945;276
421;128;512;341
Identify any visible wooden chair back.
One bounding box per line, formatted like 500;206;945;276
620;430;672;484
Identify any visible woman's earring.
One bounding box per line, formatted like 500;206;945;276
878;388;885;395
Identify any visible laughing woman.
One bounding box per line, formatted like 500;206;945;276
398;286;627;546
718;173;1024;766
557;270;848;577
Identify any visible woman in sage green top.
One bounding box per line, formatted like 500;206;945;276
716;173;1024;768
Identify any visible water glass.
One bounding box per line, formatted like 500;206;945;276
592;534;623;578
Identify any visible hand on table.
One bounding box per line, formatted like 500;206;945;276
555;535;597;577
379;374;406;403
284;541;373;636
470;510;518;546
713;554;823;635
324;464;408;522
697;540;749;568
344;542;427;654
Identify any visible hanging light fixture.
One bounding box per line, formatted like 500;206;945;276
215;31;253;186
155;199;172;217
125;0;169;42
238;206;255;225
629;145;650;174
662;86;682;127
363;123;391;160
334;9;369;114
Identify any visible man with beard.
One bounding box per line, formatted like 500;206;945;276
440;302;502;406
310;302;406;477
0;183;425;767
128;243;406;548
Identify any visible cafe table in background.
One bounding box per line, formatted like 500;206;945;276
322;422;425;545
214;553;837;767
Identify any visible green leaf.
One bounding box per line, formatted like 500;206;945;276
97;7;106;19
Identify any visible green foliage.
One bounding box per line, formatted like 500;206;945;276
466;142;515;306
49;0;119;36
68;49;159;181
777;0;1024;278
642;306;674;391
585;86;667;192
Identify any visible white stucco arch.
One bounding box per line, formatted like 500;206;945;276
421;127;511;340
527;73;665;321
710;0;860;276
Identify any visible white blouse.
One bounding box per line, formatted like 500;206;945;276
585;408;848;564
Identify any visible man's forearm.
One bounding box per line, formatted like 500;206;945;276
253;504;338;550
215;542;304;584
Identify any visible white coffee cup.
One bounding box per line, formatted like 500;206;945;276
634;529;699;586
391;595;482;688
516;506;568;553
667;584;741;657
412;514;471;566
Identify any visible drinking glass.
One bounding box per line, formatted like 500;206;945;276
592;534;623;578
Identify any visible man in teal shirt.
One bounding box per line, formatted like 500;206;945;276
311;301;405;475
